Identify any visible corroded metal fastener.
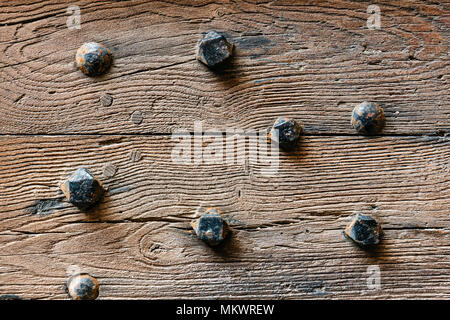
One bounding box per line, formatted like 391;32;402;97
351;101;385;135
268;117;303;150
66;273;99;300
60;168;105;210
75;42;113;77
191;208;230;246
344;213;382;246
196;31;234;68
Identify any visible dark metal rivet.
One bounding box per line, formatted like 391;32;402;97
191;208;230;246
66;273;99;300
75;42;113;77
345;213;382;246
60;168;105;210
196;31;234;68
351;101;385;135
268;117;303;150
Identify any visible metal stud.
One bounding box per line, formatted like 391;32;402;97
351;101;385;135
191;208;230;246
66;273;99;300
268;117;303;150
60;168;105;210
196;31;234;68
344;213;382;246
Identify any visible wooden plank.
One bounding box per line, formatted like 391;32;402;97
0;135;448;299
0;0;448;135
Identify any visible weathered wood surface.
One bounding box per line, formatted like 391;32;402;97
0;0;449;300
0;0;448;134
0;135;449;299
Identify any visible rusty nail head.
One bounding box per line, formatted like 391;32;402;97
75;42;113;77
191;208;230;246
60;168;105;210
196;31;234;68
345;213;382;246
268;117;303;150
351;101;385;135
66;273;99;300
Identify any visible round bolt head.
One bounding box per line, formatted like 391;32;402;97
196;31;234;68
351;101;385;135
191;208;230;246
345;213;382;246
75;42;113;77
66;273;99;300
60;168;105;210
268;117;303;150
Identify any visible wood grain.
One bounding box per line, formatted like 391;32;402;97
0;0;449;300
0;0;448;135
0;135;448;299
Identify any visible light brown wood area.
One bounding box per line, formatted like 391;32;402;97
0;0;449;299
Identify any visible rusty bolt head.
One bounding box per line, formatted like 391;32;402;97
268;117;303;150
196;31;234;68
66;273;99;300
75;42;113;77
351;101;385;135
60;168;105;210
345;213;382;246
191;208;230;246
